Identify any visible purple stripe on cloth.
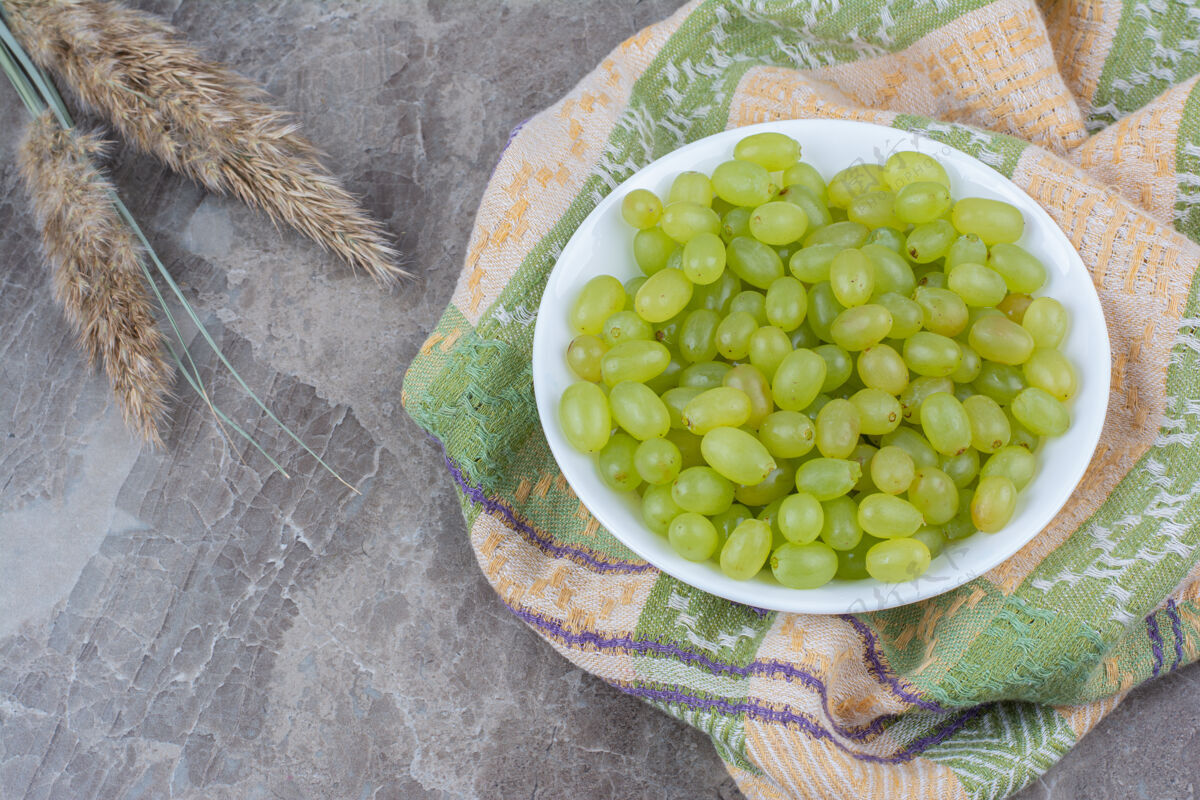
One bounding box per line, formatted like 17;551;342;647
840;614;946;712
1166;599;1185;671
505;601;913;742
1147;612;1165;678
620;683;986;765
440;447;653;574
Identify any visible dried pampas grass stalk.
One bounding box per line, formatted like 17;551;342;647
18;110;172;444
6;0;406;284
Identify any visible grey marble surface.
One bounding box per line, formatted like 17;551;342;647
0;2;1195;798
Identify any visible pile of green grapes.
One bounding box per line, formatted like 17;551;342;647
558;132;1076;588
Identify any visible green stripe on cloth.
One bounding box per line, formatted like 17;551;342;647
1176;80;1200;242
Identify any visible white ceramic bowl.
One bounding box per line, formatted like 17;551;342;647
531;119;1109;614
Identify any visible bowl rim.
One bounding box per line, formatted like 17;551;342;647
531;118;1111;614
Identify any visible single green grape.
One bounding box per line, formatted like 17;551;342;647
945;233;987;270
851;387;902;435
971;475;1017;532
750;201;809;246
831;304;893;352
981;445;1037;490
998;292;1033;323
679;360;731;389
804;220;869;249
727;236;785;289
972;361;1027;405
968;315;1035;365
678;309;720;363
609;381;670;440
669;513;720;561
1022;348;1078;401
735;132;801;170
849;441;879;493
903;331;962;377
748;326;793;380
893;181;951;224
662;386;703;429
559;381;611;453
884;151;950;190
806;281;846;343
601;339;671;385
570;275;626;335
765;276;808;331
865;226;906;253
1022;296;1068;348
758;411;816;459
781;162;827;201
714;310;757;360
914;286;968;337
779;184;833;229
848;190;901;229
623;276;648;307
950;344;982;384
669;171;714;207
871;445;916;494
680;232;726;285
601;309;654;346
819;495;863;550
719;518;772;579
986;242;1046;293
771;542;838;588
729;290;769;325
790;322;820;350
789;242;840;283
795;458;862;501
598;433;641;491
874;292;922;339
672;466;735;515
723;364;775;429
701;426;777;485
951;198;1024;245
939;448;979;488
634;437;683;485
567;334;608;382
1011;387;1070;436
635;268;693;323
814;344;853;393
916;269;947;289
947;262;1008;308
898;375;954;422
710;503;753;544
735;461;797;507
920;392;972;456
882;427;940;470
912;526;947;558
777;492;824;544
711;159;774;207
815;398;861;459
622;188;664;229
830;249;875;307
721;206;752;243
857;344;909;395
827;163;887;208
858;494;924;539
771;348;827;411
862;244;916;297
681;386;752;434
688;267;739;313
666;428;706;468
866;538;931;582
962;393;1011;453
905;219;956;263
908;466;959;525
641;482;683;534
835;534;879;579
661;201;721;244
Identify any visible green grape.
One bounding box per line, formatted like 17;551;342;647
672;466;735;515
570;275;626;335
945;233;987;270
795;458;861;501
720;519;772;579
711;159;774;207
962;394;1011;453
665;248;683;273
772;542;838;588
981;445;1037;490
1008;415;1040;451
858;494;924;539
750;201;809;245
600;339;671;385
645;356;683;397
899;375;954;422
652;308;686;351
598;433;641;491
905;219;956;263
866;538;931;582
997;292;1033;322
817;495;862;550
679;309;720;363
951;198;1024;244
721;206;752;243
969;315;1035;365
804;220;869;249
950;344;982;384
559;381;611;453
912;286;969;335
758;498;787;548
723;364;775;429
601;310;654;345
609;381;670;440
635;437;682;484
827;163;887;208
681;386;752;434
893;180;952;225
1022;297;1068;348
851;388;901;435
848;442;878;493
875;292;923;339
882;427;939;469
711;503;753;544
633;228;677;275
806;281;846;343
912;525;947;558
835;534;879;579
765;276;808;331
759;411;816;459
635;268;693;323
943;502;977;541
623;276;648;307
680;232;726;285
669;171;714;207
727;236;785;289
920;392;972;456
971;475;1017;532
735;461;797;506
940;448;979;488
735;131;801;170
729;290;769;325
862;244;916;297
661;201;721;243
622;188;664;229
848;190;901;229
884;151;950;190
772;348;827;411
669;513;720;561
790;322;820;350
916;269;947;289
1011;387;1070;436
903;331;962;377
967;305;1004;327
641;482;683;534
714;310;756;360
749;326;793;379
688;267;740;313
865;226;905;252
830;304;893;352
1022;348;1077;401
815;398;861;459
679;360;731;389
662;386;704;429
667;428;706;468
778;492;824;543
986;242;1047;294
789;242;840;282
778;185;833;229
712;196;735;216
972;361;1026;405
782;162;828;202
947;262;1007;307
871;445;916;494
567;334;608;382
908;466;958;525
830;249;875;307
814;344;853;393
702;426;777;485
857;344;909;395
